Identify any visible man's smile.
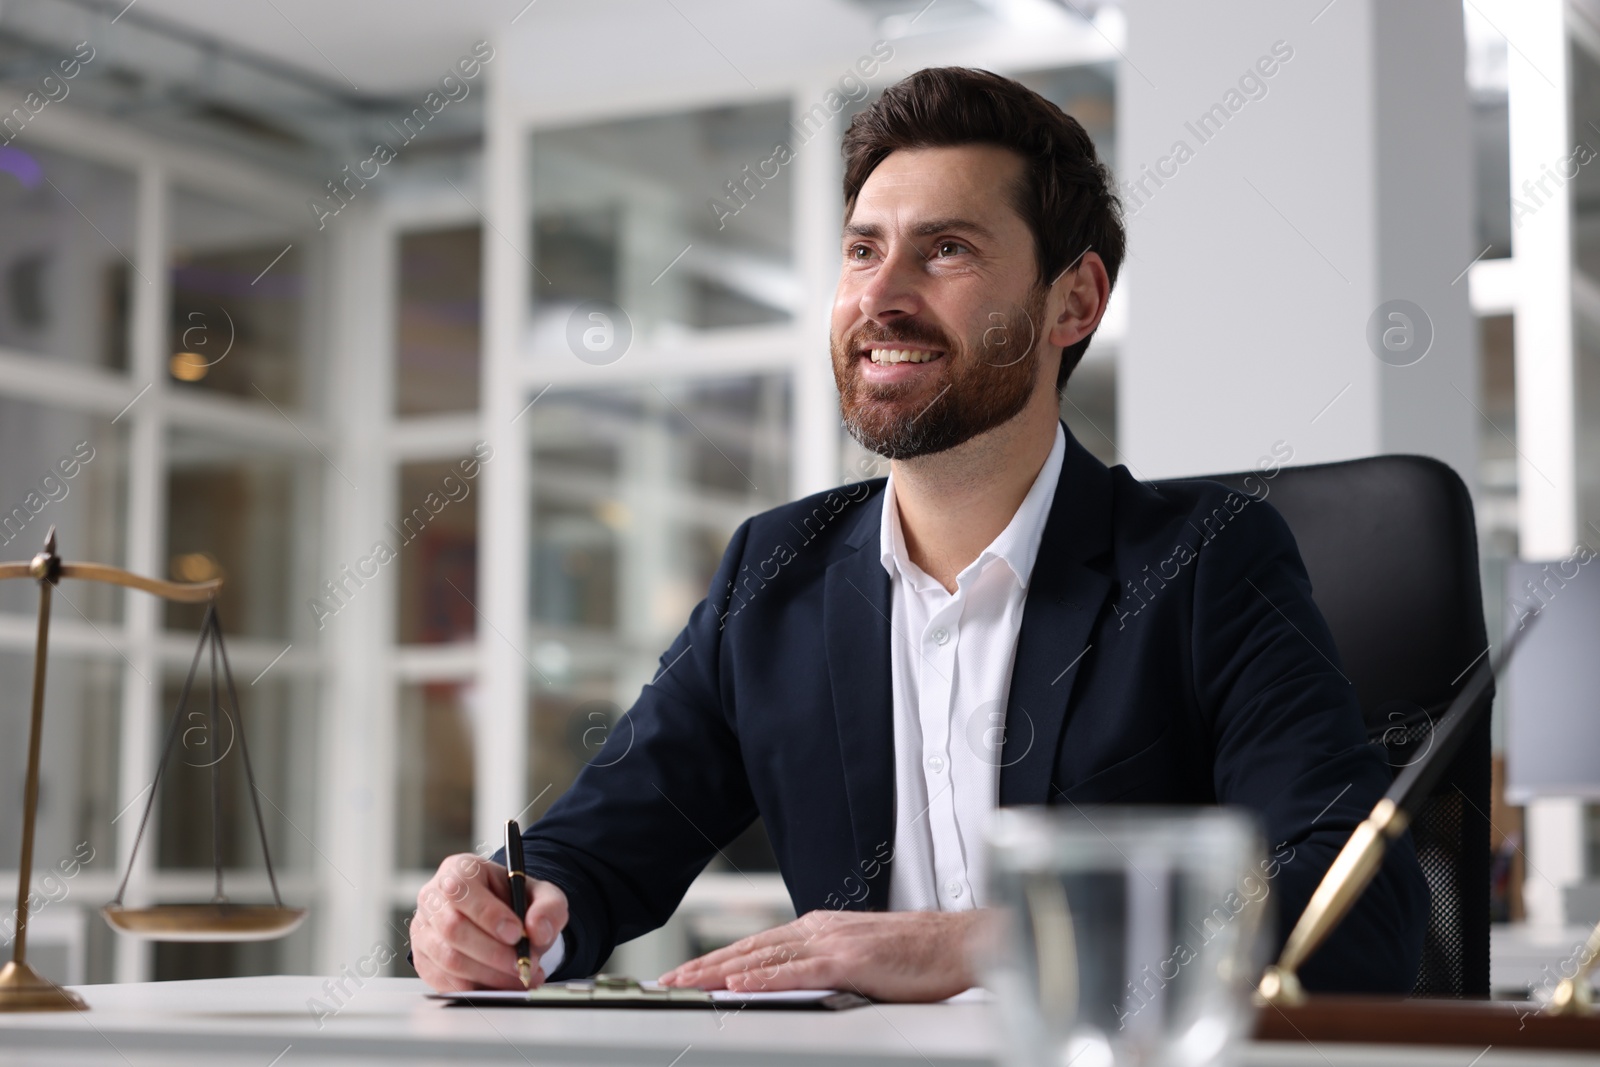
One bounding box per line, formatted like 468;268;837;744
867;346;944;364
857;343;947;383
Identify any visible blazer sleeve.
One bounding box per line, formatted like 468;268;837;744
515;519;761;979
1190;494;1429;994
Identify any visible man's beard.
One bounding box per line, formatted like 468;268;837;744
832;284;1048;460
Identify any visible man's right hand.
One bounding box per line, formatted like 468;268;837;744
409;852;570;992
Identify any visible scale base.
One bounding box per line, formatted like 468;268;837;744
0;960;87;1012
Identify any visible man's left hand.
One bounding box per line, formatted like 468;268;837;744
658;909;984;1003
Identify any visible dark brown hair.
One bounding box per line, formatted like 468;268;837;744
842;66;1124;389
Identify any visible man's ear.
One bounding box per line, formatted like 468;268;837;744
1045;251;1110;352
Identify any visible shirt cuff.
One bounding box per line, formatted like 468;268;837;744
539;930;566;978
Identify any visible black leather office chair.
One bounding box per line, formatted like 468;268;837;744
1160;455;1492;998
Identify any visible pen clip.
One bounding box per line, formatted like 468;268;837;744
504;818;525;870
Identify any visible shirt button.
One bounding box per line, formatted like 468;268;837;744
926;754;946;773
931;628;950;645
946;881;964;900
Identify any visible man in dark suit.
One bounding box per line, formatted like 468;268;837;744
409;66;1427;1001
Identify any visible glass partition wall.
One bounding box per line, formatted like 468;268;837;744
528;101;797;344
0;120;325;984
523;104;800;972
386;99;804;979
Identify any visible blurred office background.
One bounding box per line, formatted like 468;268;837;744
0;0;1592;987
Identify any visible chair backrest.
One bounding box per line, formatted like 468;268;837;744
1161;455;1491;998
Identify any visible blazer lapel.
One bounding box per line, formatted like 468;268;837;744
823;492;897;910
999;425;1116;806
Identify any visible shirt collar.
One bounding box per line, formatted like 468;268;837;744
878;422;1066;591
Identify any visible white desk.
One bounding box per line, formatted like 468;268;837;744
0;977;1596;1067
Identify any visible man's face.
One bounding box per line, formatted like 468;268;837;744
831;144;1051;460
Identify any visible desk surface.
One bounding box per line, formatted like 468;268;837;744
0;976;1596;1067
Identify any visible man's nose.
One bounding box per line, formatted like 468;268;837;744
856;245;927;322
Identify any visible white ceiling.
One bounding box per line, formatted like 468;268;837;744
124;0;528;94
0;0;1113;169
125;0;886;96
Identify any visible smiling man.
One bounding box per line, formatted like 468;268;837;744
409;67;1427;1001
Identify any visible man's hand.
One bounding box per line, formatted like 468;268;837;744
658;910;984;1002
409;852;569;992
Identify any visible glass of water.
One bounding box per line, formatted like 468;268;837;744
982;807;1269;1067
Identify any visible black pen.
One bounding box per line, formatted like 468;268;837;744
505;819;532;988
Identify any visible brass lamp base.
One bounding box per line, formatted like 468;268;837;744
0;960;87;1012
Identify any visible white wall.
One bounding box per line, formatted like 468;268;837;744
1119;0;1477;483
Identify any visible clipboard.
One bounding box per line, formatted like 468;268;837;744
429;974;871;1011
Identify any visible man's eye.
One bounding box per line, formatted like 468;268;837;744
935;240;969;257
848;245;873;260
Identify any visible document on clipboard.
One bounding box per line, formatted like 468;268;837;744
429;975;871;1011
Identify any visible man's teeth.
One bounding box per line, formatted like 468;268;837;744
868;349;941;364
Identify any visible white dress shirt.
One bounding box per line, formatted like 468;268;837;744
882;423;1065;912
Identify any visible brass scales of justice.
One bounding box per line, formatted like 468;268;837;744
0;529;305;1012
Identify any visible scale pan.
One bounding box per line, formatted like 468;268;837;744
101;903;308;942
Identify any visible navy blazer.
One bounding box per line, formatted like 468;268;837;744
520;423;1428;993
